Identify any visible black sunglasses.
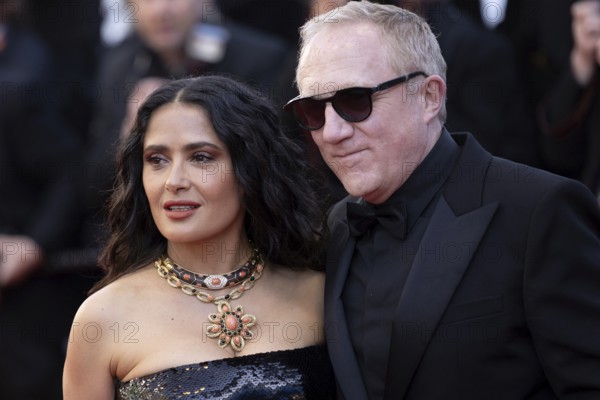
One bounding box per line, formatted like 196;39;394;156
284;71;427;131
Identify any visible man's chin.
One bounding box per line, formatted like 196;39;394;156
340;178;374;200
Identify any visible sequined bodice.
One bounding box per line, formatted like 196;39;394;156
117;345;335;399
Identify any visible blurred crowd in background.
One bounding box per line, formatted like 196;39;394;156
0;0;599;398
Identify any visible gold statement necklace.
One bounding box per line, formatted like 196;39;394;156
155;246;264;352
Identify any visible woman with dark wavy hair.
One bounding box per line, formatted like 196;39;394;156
63;76;335;399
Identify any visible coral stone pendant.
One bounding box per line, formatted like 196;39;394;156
205;300;256;352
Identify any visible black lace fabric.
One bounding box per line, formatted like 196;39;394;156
117;345;335;399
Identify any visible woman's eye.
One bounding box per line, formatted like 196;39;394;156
145;155;165;166
192;153;214;163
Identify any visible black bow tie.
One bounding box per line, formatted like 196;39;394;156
346;200;407;240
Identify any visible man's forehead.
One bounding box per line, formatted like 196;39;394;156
297;58;392;98
297;23;390;97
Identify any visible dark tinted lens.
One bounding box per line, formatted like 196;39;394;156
293;98;326;130
334;88;372;122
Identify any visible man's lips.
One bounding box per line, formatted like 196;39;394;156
332;148;366;159
330;149;367;167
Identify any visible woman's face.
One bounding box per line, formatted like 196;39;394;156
142;102;246;246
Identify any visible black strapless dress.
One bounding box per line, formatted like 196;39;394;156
117;345;335;399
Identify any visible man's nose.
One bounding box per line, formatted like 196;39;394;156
320;103;353;144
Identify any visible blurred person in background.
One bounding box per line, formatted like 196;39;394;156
384;0;541;166
538;0;600;202
493;0;575;112
27;0;101;143
463;0;580;176
451;0;600;199
216;0;310;47
0;1;95;399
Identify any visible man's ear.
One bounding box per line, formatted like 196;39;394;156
422;75;446;124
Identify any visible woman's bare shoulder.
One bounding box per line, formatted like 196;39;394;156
74;265;155;324
63;267;154;400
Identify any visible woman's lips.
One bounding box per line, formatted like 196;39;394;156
163;201;201;219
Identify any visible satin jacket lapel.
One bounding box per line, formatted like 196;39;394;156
383;132;498;399
325;205;369;400
383;196;498;399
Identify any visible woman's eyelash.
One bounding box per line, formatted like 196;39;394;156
191;153;214;162
145;155;165;165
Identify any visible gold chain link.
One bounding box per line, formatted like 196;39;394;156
154;255;264;304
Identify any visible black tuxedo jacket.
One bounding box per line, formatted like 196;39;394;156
325;133;600;399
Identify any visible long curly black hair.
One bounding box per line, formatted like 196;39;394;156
91;75;326;293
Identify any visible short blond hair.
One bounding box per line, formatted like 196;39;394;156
298;0;447;122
